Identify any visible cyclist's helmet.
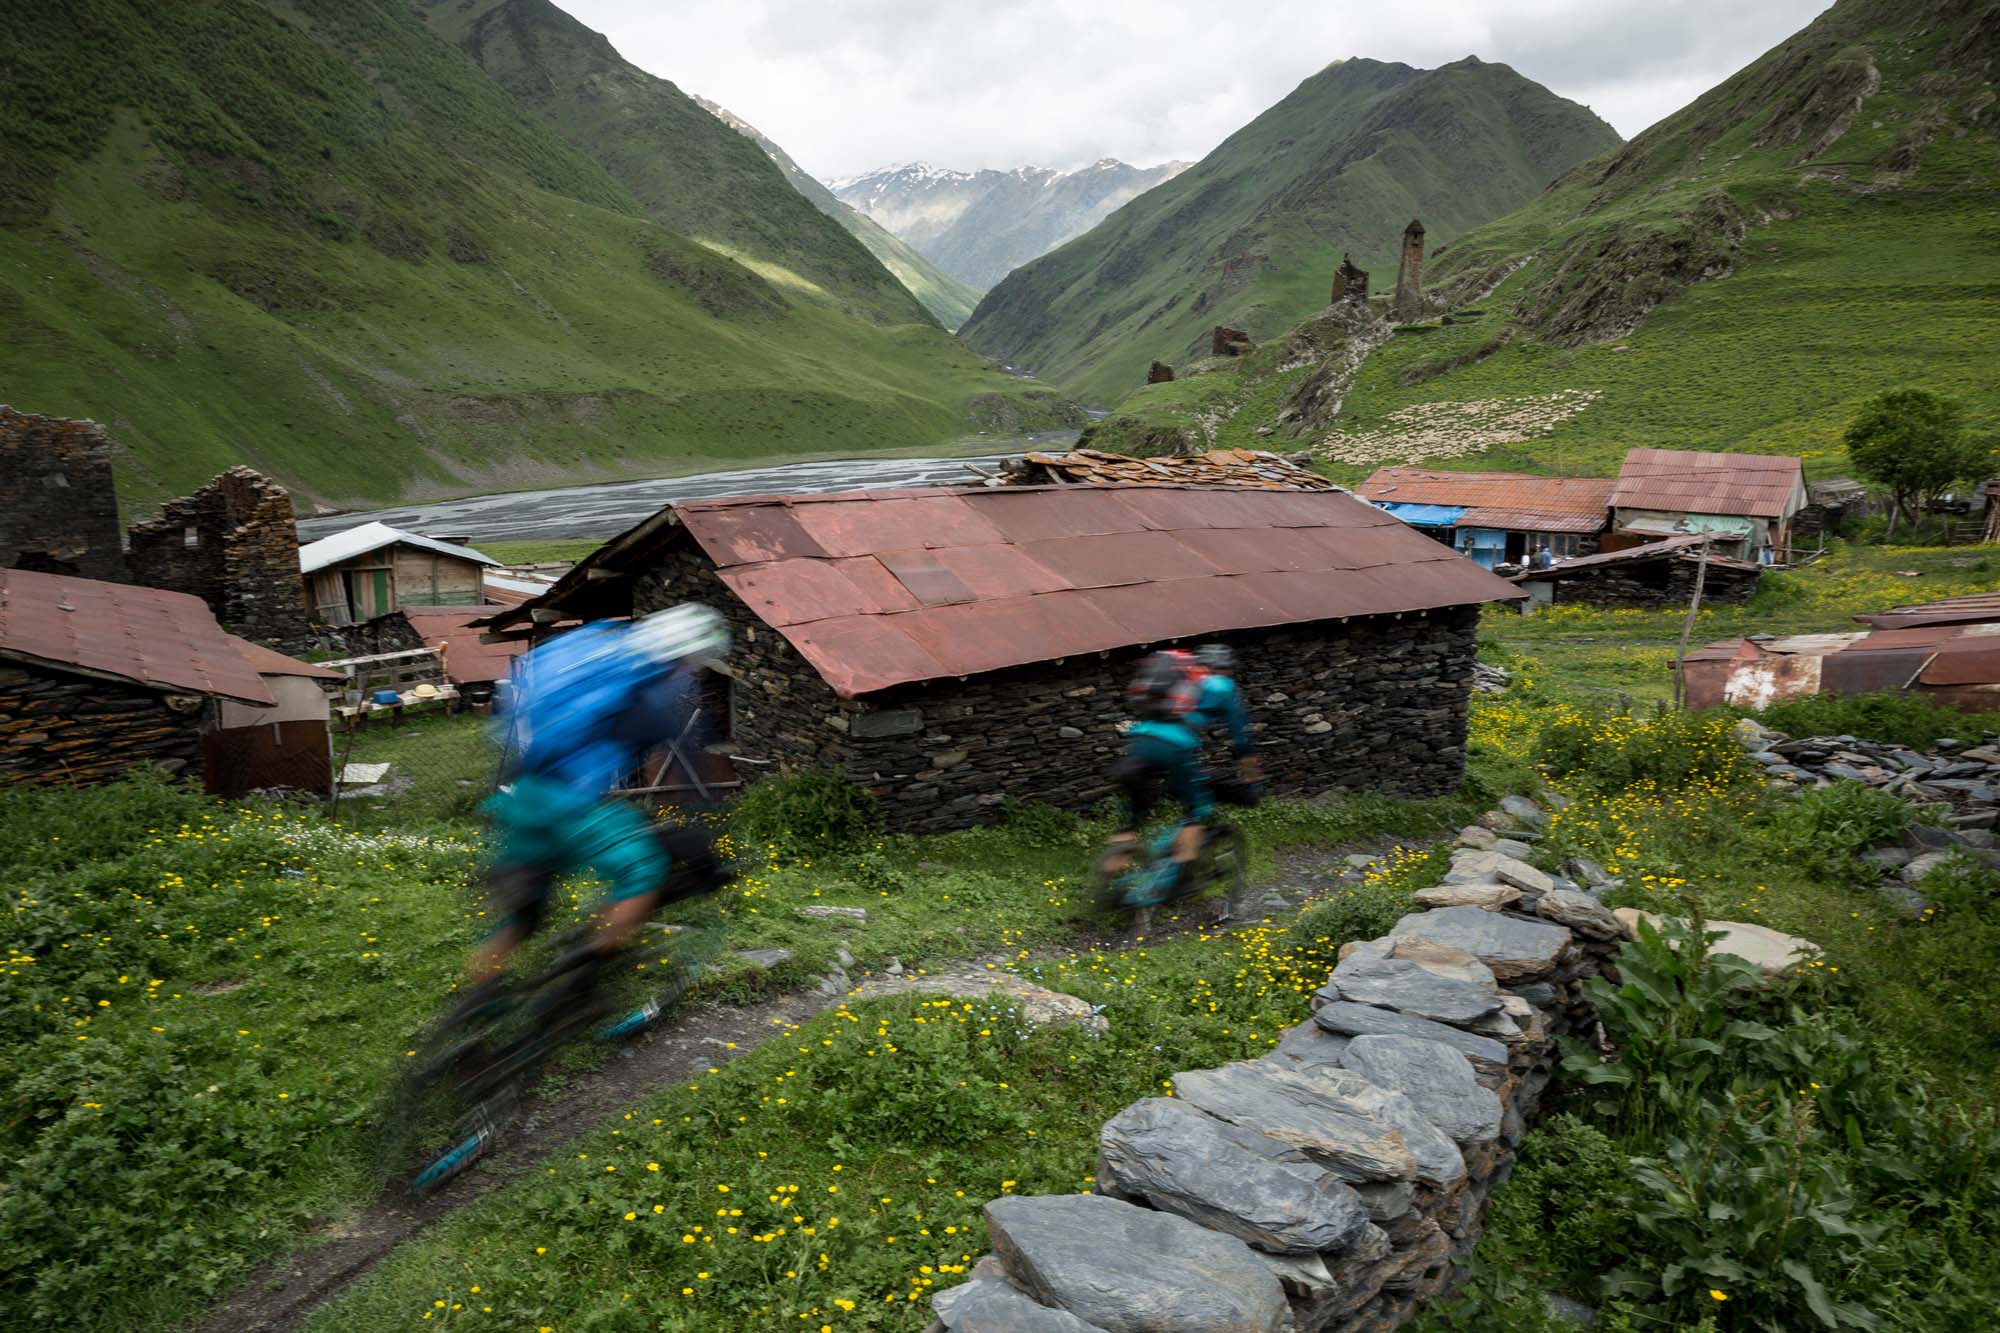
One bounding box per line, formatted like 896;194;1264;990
630;603;729;667
1196;643;1235;674
1128;649;1204;720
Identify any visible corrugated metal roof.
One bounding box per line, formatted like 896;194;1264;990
1510;533;1761;580
1357;467;1616;531
403;609;529;685
223;634;342;681
1855;591;2000;630
0;569;275;704
298;521;499;575
1609;449;1804;520
652;484;1522;698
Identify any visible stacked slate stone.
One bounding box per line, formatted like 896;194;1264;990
929;797;1626;1333
1737;718;2000;916
0;663;204;786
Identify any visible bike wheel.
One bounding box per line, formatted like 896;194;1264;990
1203;825;1249;899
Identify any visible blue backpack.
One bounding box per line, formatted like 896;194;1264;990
499;622;668;793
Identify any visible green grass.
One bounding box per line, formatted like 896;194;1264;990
0;1;1074;513
960;57;1618;405
479;539;601;565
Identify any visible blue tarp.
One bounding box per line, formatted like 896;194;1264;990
1376;502;1467;527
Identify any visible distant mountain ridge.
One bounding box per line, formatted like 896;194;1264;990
957;56;1621;404
834;158;1191;290
693;97;982;329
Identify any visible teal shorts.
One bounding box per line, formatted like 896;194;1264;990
482;775;668;909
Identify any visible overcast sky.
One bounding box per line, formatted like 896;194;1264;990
560;0;1832;180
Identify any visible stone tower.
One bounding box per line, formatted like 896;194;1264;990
1393;218;1426;314
1331;253;1369;304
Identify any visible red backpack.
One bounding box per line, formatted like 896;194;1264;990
1128;650;1209;722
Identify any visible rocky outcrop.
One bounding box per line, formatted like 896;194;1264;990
1146;360;1175;384
1212;326;1253;357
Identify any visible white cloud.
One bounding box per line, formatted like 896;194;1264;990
557;0;1833;178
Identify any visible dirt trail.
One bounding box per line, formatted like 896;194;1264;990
191;835;1402;1331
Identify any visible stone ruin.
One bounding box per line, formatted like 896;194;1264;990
1211;325;1253;357
1146;360;1176;384
127;467;313;650
1331;253;1370;305
0;406;126;581
1393;218;1426;315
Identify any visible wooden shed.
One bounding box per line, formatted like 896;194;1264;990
299;522;499;626
203;636;340;797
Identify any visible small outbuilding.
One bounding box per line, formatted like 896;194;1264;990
300;522;500;626
480;484;1523;833
1356;466;1616;568
0;568;274;787
204;637;340;797
1608;449;1806;561
1510;533;1763;611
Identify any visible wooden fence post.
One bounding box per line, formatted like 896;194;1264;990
1673;537;1713;711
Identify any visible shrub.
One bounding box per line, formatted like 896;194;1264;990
1756;780;1915;883
728;768;877;856
1751;691;1990;751
1535;706;1755;794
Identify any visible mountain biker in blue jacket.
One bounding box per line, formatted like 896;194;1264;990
1103;650;1216;891
462;604;729;1010
1194;643;1261;800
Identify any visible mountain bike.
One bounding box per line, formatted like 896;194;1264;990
1090;816;1249;913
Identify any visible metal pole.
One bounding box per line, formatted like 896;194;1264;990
1672;537;1713;711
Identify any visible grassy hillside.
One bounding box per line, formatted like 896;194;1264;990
0;1;1073;511
692;96;984;330
1096;0;2000;485
958;58;1618;406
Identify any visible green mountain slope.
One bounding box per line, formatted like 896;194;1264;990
1081;0;2000;485
958;57;1619;405
0;0;1073;510
692;95;984;330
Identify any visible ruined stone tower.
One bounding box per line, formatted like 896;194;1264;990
1331;253;1369;304
1393;218;1426;314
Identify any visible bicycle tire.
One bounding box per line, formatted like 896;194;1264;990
1198;824;1249;902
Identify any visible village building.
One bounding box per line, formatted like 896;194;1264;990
1510;532;1763;611
401;605;530;701
299;522;500;626
0;406;127;580
1607;449;1806;561
995;447;1341;491
204;636;340;797
479;484;1522;833
127;466;313;649
1354;466;1616;569
0;568;277;787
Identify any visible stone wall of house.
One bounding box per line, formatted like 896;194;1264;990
1548;559;1760;609
0;406;126;581
0;662;204;787
928;812;1631;1332
127;467;312;647
632;547;1481;834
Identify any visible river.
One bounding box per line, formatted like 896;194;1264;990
294;431;1080;544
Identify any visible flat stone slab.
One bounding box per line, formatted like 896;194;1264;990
1098;1097;1372;1255
1338;1034;1502;1145
731;948;794;970
795;905;869;923
1535;889;1622;941
934;1277;1107;1331
1169;1060;1420;1184
1323;953;1501;1026
850;969;1107;1034
1612;909;1819;978
1415;882;1521;911
1391;906;1572;982
1311;1000;1510;1076
1499;794;1547;828
1451;851;1554;895
985;1193;1291;1333
1285;1064;1466;1189
1266;1018;1351;1072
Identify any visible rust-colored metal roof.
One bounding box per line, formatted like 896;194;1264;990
0;569;274;704
1609;449;1804;520
1508;533;1760;580
1682;616;2000;709
666;485;1521;698
1357;467;1616;534
1003;447;1340;490
222;635;342;681
1855;591;2000;630
403;608;531;685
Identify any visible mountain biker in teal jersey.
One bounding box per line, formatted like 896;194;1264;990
1194;643;1262;800
1103;650;1216;885
459;604;730;1014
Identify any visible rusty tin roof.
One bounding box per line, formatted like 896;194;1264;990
1609;449;1804;520
223;635;343;681
0;569;275;704
1855;591;2000;630
1357;467;1616;534
495;485;1523;699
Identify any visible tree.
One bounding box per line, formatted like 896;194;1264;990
1843;389;1993;537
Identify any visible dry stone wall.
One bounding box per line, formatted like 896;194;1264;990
0;662;205;787
632;548;1480;834
0;407;126;581
1545;558;1760;609
929;797;1632;1332
127;467;312;648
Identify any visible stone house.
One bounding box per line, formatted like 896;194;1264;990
0;568;276;787
1355;466;1615;569
300;522;499;626
1510;533;1762;611
481;485;1522;833
0;406;125;580
1608;449;1806;561
127;466;313;649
